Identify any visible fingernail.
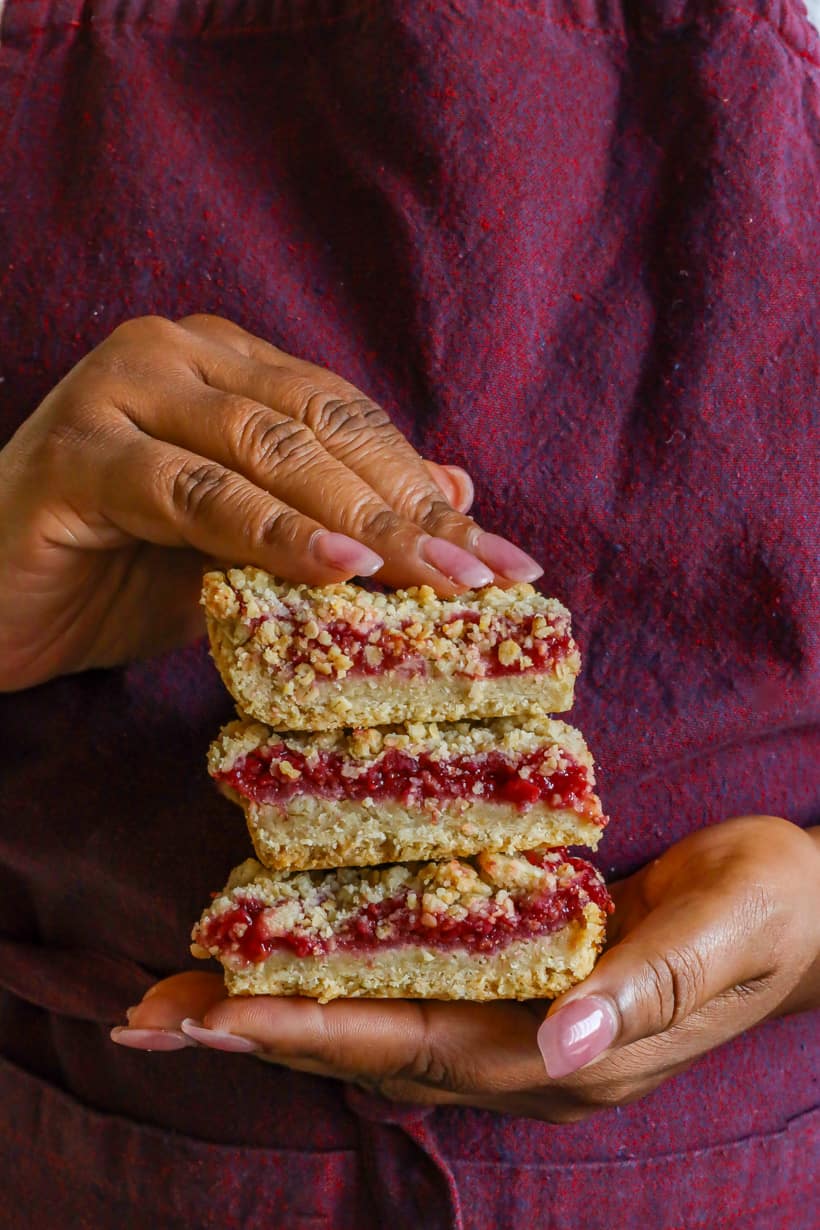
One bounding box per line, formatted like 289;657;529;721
442;465;475;513
475;533;543;582
110;1026;196;1052
536;996;619;1078
421;537;494;588
312;532;384;576
180;1018;260;1053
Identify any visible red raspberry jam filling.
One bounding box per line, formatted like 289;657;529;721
258;610;572;679
217;744;598;815
196;859;613;964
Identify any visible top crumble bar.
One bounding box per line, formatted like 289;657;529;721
202;567;581;730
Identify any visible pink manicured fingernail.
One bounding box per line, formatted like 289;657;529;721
536;996;618;1078
421;537;494;588
475;533;543;582
442;465;475;513
180;1019;259;1053
312;532;384;576
110;1026;195;1052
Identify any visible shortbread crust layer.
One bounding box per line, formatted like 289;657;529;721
210;717;607;869
245;798;604;870
192;851;611;1001
218;920;604;1001
203;569;579;729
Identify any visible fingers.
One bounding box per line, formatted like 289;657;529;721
112;974;694;1124
200;996;547;1095
120;977;545;1097
110;972;226;1052
536;878;778;1080
134;972;227;1025
191;318;478;519
423;463;474;515
174;317;542;585
86;431;385;585
127;383;493;593
64;313;541;592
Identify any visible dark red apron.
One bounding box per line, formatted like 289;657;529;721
0;2;818;1225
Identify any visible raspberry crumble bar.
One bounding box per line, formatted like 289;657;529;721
210;716;608;870
191;849;612;1001
202;568;580;730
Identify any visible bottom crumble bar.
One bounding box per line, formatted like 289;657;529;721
192;850;612;1002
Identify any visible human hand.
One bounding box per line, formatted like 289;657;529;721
0;314;541;690
117;816;820;1121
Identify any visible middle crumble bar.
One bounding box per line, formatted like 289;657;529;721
203;569;580;729
210;716;608;870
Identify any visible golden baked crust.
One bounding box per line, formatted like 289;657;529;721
244;799;604;870
220;914;605;1002
191;852;610;1001
209;716;607;869
202;568;579;729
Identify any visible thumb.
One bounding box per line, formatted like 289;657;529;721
536;884;766;1079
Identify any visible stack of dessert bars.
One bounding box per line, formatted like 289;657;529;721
192;568;611;1003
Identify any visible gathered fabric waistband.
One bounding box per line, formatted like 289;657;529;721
1;0;818;61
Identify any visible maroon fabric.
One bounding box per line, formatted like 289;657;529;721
0;0;818;1225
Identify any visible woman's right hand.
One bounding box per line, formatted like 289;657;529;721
0;314;541;691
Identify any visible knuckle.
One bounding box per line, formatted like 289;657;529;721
177;312;223;331
254;503;305;550
33;389;129;471
401;1042;456;1090
231;402;318;472
44;394;110;441
76;316;185;389
393;1011;477;1095
109;314;178;348
302;390;393;440
167;459;228;520
414;493;464;532
643;945;708;1029
356;505;404;541
178;314;255;357
28;413;98;481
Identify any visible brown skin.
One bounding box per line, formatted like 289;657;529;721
129;817;820;1120
0;313;499;691
2;316;817;1118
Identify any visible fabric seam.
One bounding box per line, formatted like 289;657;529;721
1;3;817;67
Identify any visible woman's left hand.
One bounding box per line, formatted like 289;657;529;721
120;815;820;1120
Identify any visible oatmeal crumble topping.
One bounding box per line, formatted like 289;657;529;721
202;568;577;690
210;714;595;776
192;849;610;965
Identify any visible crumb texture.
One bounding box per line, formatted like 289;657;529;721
196;567;610;1002
221;916;605;1002
192;852;611;1000
209;713;606;868
203;568;579;728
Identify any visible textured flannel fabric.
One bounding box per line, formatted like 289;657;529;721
0;1;818;1226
